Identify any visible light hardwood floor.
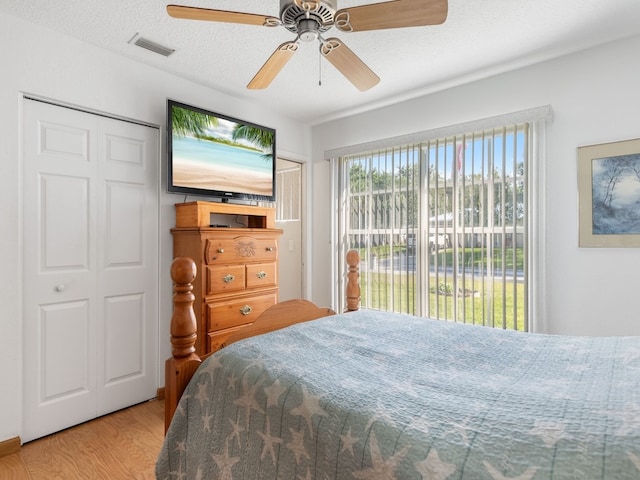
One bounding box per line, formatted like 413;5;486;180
0;399;164;479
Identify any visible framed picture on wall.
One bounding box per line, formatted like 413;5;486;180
578;137;640;247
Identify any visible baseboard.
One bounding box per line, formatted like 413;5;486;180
0;436;21;458
156;387;165;400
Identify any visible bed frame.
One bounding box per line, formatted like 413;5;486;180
164;249;361;431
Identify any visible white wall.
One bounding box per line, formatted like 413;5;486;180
0;12;311;444
311;34;640;337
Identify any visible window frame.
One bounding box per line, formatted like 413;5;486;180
331;107;551;333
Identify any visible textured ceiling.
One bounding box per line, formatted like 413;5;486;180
3;0;640;124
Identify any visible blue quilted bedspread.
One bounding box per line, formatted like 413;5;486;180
156;310;640;479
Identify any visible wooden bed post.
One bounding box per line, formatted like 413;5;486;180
164;257;202;432
345;250;360;311
163;252;361;433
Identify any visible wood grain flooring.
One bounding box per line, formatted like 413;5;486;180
0;398;164;479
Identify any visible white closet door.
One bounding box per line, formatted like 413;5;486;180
22;99;158;442
96;114;158;415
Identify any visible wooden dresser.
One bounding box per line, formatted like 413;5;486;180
172;202;283;356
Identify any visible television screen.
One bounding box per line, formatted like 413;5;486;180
167;100;276;202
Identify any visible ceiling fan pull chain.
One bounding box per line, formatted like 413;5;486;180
318;44;322;86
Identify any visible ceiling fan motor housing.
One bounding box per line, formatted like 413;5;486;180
280;0;336;40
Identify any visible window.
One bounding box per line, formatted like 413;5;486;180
333;108;550;331
276;160;301;222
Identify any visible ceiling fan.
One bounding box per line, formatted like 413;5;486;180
167;0;448;91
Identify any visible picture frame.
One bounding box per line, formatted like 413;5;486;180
578;137;640;247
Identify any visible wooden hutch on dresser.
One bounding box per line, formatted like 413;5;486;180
172;201;283;356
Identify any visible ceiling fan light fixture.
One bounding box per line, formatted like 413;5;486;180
298;18;320;41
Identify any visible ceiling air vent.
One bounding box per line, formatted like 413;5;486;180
129;34;175;57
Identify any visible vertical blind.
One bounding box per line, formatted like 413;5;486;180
332;106;552;331
276;164;301;222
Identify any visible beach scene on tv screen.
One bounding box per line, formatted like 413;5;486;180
171;105;273;197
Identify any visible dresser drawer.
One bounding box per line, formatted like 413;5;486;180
207;326;243;353
206;292;277;331
206;264;246;294
246;262;277;289
204;235;278;264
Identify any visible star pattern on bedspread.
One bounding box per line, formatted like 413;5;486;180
228;419;244;447
618;347;640;364
242;353;266;373
297;468;313;480
527;376;572;395
628;451;640;471
387;377;419;398
257;417;282;464
529;420;569;447
365;401;398;433
290;385;328;437
227;372;238;390
233;374;265;426
565;364;589;374
352;431;409;479
555;340;591;354
264;379;287;408
174;440;186;454
483;461;537;480
337;375;368;392
202;354;224;383
444;421;472;446
414;448;456;480
339;427;359;456
211;441;240;478
202;410;213;433
195;381;209;407
286;428;309;464
606;403;640;436
408;414;432;436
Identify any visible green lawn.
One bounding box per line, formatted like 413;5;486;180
432;247;524;272
365;246;524;272
357;248;526;331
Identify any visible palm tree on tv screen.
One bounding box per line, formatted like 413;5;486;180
232;124;274;161
172;106;217;137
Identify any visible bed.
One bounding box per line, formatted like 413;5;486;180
157;253;640;479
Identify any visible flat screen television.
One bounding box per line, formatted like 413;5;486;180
167;99;276;202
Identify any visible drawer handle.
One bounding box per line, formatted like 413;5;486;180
217;248;224;254
256;271;267;279
266;247;274;252
223;274;235;283
240;305;252;316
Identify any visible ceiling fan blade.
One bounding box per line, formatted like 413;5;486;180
247;42;299;89
320;38;380;91
167;5;279;27
334;0;448;33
